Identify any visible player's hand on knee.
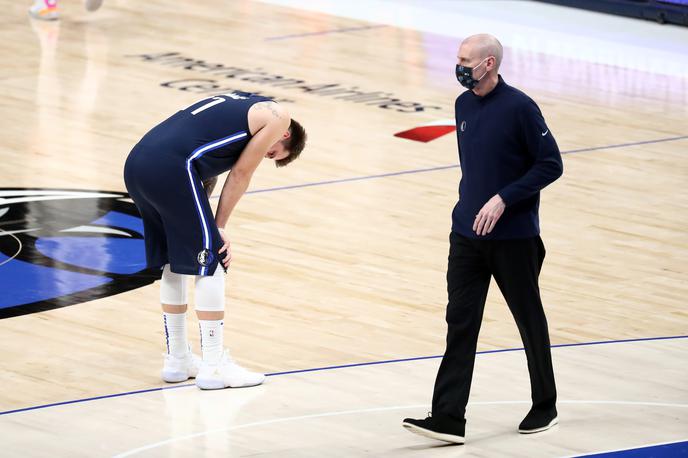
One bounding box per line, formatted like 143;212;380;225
473;194;506;236
218;228;232;269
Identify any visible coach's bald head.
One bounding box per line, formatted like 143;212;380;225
461;34;503;70
457;33;503;96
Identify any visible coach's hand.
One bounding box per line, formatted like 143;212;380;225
218;228;232;269
474;194;506;236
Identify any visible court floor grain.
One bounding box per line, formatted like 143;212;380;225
1;0;687;456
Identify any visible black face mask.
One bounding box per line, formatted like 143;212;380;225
455;58;488;90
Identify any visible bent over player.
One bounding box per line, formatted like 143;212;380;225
124;92;306;390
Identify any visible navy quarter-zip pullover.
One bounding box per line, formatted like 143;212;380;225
452;75;563;239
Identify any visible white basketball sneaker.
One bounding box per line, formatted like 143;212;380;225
29;0;59;20
161;346;201;383
196;350;266;390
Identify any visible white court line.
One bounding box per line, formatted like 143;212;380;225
112;404;426;458
0;227;23;267
112;400;688;457
0;192;122;206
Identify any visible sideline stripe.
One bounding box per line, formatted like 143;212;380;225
207;135;688;200
1;334;685;417
245;164;457;195
562;135;688;155
265;24;387;41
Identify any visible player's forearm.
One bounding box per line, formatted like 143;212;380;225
214;172;251;229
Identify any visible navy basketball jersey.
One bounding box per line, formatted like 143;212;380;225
136;92;270;180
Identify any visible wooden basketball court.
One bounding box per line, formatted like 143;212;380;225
1;0;687;456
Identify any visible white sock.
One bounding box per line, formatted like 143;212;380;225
163;312;188;358
199;320;224;363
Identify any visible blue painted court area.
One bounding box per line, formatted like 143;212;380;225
0;210;147;309
0;252;112;309
577;440;688;457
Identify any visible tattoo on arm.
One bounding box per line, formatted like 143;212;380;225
254;101;283;119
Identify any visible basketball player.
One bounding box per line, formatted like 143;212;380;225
29;0;103;20
123;92;306;389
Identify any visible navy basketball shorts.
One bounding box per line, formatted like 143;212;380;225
124;144;225;276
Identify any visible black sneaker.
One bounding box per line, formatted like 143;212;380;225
402;413;465;444
518;407;558;434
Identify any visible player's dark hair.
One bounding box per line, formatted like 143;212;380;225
276;119;306;167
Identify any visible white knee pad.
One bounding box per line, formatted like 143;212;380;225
194;266;226;312
160;264;188;305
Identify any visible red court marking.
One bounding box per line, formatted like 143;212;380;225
394;125;457;142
